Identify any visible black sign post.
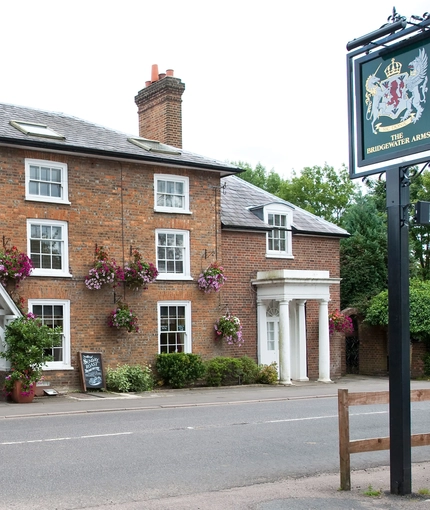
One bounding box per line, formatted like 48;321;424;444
78;352;105;392
346;10;430;495
386;168;411;495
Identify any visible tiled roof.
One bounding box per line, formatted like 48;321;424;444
221;176;349;237
0;103;241;176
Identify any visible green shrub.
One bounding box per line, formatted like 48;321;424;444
256;362;279;384
106;364;153;392
204;357;240;386
238;356;259;384
155;353;206;388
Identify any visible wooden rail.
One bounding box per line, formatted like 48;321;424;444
338;388;430;490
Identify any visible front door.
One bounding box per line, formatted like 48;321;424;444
260;318;279;367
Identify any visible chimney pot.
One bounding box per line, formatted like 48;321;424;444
159;73;166;80
166;69;174;77
145;80;152;87
151;64;159;82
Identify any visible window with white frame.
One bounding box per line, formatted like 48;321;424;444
154;174;190;213
265;205;293;258
27;219;71;277
25;159;69;204
158;301;191;353
156;229;191;280
28;299;71;370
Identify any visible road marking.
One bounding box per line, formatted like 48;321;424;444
1;432;132;446
266;410;387;424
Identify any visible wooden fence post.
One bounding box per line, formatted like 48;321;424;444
338;388;351;490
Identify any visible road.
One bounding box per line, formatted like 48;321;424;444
0;394;429;509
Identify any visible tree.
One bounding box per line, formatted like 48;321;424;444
365;279;430;343
277;164;359;224
365;169;430;281
234;161;283;195
340;196;388;310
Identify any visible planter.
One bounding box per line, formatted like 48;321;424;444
11;380;35;403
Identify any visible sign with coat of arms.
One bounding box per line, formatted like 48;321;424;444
348;30;430;176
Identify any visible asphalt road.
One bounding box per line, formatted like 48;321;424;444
1;393;430;509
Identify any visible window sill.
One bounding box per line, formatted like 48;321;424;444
30;272;73;278
265;253;294;259
43;365;74;371
156;275;194;281
154;208;192;215
25;197;71;205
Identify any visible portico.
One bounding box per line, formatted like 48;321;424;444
253;269;340;384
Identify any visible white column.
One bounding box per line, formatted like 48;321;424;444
296;300;309;381
279;299;292;385
318;299;332;382
256;300;266;365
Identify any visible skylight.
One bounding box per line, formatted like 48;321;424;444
10;120;65;140
128;137;181;155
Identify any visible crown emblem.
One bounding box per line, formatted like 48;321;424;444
384;58;402;78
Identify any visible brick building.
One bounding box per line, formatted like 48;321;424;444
0;66;348;392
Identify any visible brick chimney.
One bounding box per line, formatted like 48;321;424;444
134;65;186;148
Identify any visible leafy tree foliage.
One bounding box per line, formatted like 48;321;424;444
277;164;359;224
365;279;430;342
409;171;430;280
340;196;388;310
234;161;282;195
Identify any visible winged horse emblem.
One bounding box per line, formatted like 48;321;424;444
365;48;428;134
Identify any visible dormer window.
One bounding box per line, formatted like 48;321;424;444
264;204;293;258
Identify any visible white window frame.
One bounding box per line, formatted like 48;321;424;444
25;159;70;204
27;219;72;277
154;174;190;214
28;299;72;370
158;301;192;353
155;229;192;280
264;204;293;258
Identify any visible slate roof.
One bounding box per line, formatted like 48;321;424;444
0;103;241;176
221;176;349;237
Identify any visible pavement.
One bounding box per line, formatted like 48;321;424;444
2;375;430;509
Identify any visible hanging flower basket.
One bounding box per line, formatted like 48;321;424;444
214;313;243;345
198;263;226;293
0;246;33;287
123;249;158;291
85;246;124;290
108;302;139;333
329;310;354;336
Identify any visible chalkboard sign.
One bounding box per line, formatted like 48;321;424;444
78;352;105;391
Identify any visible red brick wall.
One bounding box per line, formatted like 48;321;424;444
358;322;388;375
221;230;343;379
0;147;224;391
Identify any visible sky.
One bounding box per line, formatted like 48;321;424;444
1;1;430;178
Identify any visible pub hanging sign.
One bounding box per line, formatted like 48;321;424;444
350;30;430;175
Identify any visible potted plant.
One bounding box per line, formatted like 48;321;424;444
198;262;226;293
108;302;139;333
329;310;354;336
1;313;62;403
214;313;243;345
85;246;124;290
123;249;158;291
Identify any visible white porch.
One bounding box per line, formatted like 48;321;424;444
0;285;22;371
252;269;340;384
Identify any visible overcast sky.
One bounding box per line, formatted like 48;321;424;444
2;1;430;178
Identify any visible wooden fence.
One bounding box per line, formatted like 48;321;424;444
338;388;430;490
